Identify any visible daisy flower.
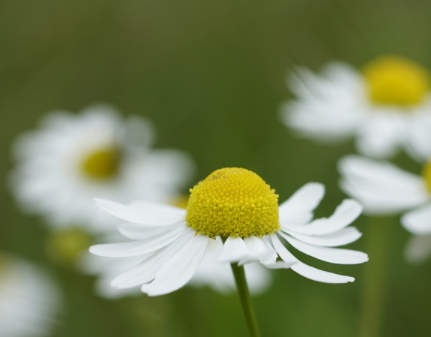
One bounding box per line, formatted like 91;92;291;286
90;167;368;297
281;55;431;159
0;254;61;337
83;198;272;299
339;155;431;263
11;103;193;233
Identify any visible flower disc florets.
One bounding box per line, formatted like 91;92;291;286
422;161;431;193
81;147;122;180
363;55;430;107
186;168;279;238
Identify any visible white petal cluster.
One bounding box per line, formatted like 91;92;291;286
339;155;431;263
0;255;61;337
11;104;193;234
280;63;431;159
90;183;367;297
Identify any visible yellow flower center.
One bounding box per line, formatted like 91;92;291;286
422;161;431;192
186;168;279;238
46;228;93;265
363;55;430;107
81;147;122;180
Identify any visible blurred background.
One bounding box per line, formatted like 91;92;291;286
2;0;431;336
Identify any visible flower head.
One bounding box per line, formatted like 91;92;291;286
10;104;194;233
281;55;431;159
90;168;367;296
187;168;279;238
339;155;431;263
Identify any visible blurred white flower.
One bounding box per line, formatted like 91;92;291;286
339;155;431;263
0;254;61;337
90;168;367;297
281;55;431;160
11;103;194;233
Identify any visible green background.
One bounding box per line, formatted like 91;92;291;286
2;0;431;336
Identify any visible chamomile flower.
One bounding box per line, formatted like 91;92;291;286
281;55;431;159
11;104;193;233
83;199;272;299
90;168;367;297
0;254;61;337
339;155;431;263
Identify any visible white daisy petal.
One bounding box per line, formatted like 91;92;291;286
89;224;186;257
112;229;195;289
270;234;298;264
284;199;362;235
283;236;368;265
219;237;251;263
356;114;405;158
117;222;181;240
291;263;354;284
271;235;354;282
189;237;272;294
339;155;429;214
404;235;431;264
279;183;325;224
405;113;431;161
282;227;362;247
401;204;431;235
142;234;209;296
238;237;277;265
0;256;61;337
95;199;185;226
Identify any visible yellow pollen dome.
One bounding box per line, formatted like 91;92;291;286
186;168;279;238
422;161;431;192
81;147;122;180
363;55;430;107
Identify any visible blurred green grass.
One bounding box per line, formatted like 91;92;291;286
2;0;431;336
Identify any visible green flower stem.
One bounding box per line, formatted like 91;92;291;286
231;263;261;337
360;217;392;337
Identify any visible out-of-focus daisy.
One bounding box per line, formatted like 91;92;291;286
90;167;367;297
281;55;431;159
0;254;61;337
11;104;193;233
339;155;431;263
83;197;272;299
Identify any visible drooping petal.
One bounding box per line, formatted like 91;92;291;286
238;237;277;265
401;204;431;235
291;263;354;284
142;234;209;296
270;235;354;283
281;227;362;247
270;235;297;264
219;237;251;263
282;236;369;265
89;224;186;257
111;228;195;289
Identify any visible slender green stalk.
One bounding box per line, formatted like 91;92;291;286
231;263;261;337
360;217;392;337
